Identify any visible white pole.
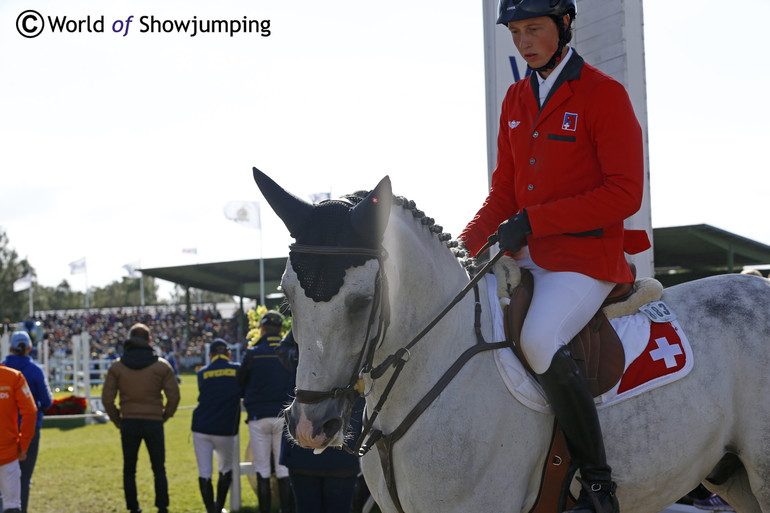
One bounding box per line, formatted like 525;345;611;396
231;434;241;512
82;333;91;410
72;334;80;393
28;286;33;318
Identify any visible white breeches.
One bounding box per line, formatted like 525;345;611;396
515;248;615;374
193;432;237;479
247;417;289;479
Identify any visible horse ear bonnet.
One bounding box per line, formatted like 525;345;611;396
289;196;381;302
253;168;392;303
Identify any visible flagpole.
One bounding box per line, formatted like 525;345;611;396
28;285;33;318
85;264;89;310
259;202;265;306
139;260;145;307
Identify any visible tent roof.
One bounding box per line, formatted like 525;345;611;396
139;225;770;297
653;224;770;285
140;257;287;301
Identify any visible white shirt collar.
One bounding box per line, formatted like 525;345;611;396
537;46;573;106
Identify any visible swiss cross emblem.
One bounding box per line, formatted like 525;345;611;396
649;337;683;368
562;112;578;131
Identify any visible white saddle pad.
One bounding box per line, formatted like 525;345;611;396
485;275;693;413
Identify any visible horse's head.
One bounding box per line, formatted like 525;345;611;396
253;167;392;449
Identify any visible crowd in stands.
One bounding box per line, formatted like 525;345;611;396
29;305;242;367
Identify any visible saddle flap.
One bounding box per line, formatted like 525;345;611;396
567;311;624;397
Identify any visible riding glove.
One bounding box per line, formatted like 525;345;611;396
494;210;532;253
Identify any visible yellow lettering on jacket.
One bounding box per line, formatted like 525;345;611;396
203;368;237;379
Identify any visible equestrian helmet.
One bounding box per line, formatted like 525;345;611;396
497;0;576;25
260;311;284;328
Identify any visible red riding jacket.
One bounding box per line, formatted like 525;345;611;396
460;51;649;284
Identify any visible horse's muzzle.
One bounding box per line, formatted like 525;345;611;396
284;398;349;449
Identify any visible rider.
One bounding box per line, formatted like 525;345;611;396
459;1;650;512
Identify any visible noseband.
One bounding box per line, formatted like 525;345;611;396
289;243;391;405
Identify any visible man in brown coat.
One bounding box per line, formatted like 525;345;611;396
102;323;180;513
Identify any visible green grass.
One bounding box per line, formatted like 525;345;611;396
32;371;266;513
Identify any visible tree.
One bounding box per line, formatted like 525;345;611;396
0;228;34;324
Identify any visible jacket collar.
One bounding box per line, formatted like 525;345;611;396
529;49;584;110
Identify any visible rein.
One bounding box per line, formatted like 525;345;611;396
290;235;505;439
354;241;505;455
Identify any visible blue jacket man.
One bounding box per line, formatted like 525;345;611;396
237;311;294;513
192;339;243;513
3;331;53;513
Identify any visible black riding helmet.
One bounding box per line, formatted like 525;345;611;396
497;0;577;73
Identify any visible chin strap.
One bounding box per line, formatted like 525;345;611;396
529;16;571;73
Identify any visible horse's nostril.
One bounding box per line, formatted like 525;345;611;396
322;418;342;439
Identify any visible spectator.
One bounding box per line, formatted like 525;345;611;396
277;330;365;513
102;323;180;513
237;311;294;513
192;339;243;513
0;362;38;513
2;331;53;513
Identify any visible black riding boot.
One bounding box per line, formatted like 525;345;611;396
198;477;216;513
256;475;272;513
277;477;295;513
215;471;232;513
537;347;619;513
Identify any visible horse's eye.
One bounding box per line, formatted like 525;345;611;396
345;295;373;312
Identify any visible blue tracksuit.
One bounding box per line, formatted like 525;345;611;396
2;354;52;428
191;355;243;436
238;335;295;420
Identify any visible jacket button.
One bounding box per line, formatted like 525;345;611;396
527;184;534;191
533;131;539;138
529;158;536;165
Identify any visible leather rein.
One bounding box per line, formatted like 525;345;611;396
289;240;507;461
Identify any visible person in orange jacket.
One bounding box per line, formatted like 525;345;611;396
0;363;38;513
458;2;650;513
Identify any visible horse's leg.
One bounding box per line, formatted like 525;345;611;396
708;462;763;513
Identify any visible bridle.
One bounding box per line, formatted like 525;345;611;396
289;243;391;406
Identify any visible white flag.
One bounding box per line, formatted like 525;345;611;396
223;201;260;230
13;274;32;292
182;248;197;255
308;192;331;204
122;261;141;279
69;257;86;275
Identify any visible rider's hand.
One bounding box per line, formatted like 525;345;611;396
494;210;531;253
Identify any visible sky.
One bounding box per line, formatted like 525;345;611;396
1;0;768;301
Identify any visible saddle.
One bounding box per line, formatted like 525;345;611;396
502;267;632;398
500;266;635;513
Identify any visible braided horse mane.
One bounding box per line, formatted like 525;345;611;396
343;189;479;274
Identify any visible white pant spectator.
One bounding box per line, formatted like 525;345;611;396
0;460;21;510
193;432;236;479
248;417;289;479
